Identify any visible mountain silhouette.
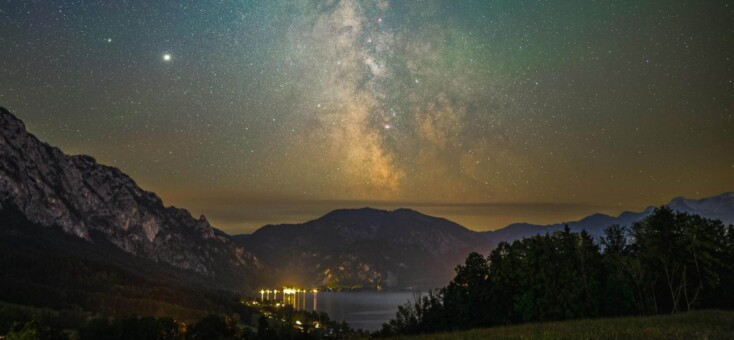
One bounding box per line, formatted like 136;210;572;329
235;207;491;289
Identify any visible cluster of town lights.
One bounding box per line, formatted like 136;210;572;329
259;288;319;310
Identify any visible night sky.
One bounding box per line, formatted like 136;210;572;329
1;1;732;233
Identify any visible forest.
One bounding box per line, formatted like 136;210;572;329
378;207;734;336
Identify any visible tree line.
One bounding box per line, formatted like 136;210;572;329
1;296;360;339
378;207;734;336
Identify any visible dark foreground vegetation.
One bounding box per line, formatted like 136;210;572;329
0;301;360;339
378;207;734;336
392;309;734;340
0;204;247;323
0;205;363;339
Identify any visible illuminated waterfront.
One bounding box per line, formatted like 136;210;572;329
254;288;418;331
258;287;319;311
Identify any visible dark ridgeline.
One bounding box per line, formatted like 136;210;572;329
235;207;492;290
0;107;261;320
234;192;733;290
377;207;734;336
480;192;734;245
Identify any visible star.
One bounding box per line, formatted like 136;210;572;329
0;0;728;233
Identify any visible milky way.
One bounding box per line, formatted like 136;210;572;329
1;1;732;232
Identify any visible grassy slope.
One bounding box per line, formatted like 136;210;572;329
394;310;734;340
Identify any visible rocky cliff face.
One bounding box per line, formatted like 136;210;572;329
0;107;258;288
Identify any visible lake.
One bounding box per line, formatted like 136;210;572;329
316;291;420;331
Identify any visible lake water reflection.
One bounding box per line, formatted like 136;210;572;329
317;291;420;331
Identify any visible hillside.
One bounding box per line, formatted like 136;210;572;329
235;208;492;289
0;107;262;316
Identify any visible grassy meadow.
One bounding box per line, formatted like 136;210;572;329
392;310;734;340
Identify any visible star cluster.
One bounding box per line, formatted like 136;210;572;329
1;1;732;232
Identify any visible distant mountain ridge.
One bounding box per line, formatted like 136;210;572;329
237;192;733;289
481;192;733;245
235;207;491;289
0;107;260;292
668;193;734;224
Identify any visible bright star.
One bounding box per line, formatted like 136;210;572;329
163;53;172;61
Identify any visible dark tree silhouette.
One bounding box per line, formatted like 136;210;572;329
379;207;734;336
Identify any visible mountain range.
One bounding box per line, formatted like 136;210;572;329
481;193;734;245
1;106;732;315
232;192;733;290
